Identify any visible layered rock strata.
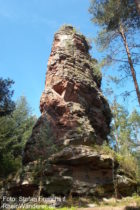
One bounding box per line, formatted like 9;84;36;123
23;25;111;165
5;25;136;198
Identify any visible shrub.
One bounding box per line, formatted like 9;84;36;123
0;154;21;177
116;153;137;177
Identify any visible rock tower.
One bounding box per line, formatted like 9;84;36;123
23;25;111;165
8;26;136;198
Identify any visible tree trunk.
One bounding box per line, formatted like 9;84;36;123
135;0;140;15
112;100;119;152
119;25;140;106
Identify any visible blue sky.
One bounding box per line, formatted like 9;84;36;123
0;0;139;116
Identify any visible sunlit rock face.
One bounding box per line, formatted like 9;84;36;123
7;26;136;198
23;25;111;165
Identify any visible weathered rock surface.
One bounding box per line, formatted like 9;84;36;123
23;25;111;165
4;25;137;199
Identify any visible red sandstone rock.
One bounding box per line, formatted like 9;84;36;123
23;25;111;164
5;26;136;199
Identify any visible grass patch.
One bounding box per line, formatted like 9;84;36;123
91;143;115;157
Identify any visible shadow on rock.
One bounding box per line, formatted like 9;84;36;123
125;206;140;210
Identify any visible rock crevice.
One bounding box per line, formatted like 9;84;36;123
7;25;136;198
23;25;111;165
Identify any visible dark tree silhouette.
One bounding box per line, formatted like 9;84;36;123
0;77;15;116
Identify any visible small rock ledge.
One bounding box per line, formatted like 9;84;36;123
3;25;137;200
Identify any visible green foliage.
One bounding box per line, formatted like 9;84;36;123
116;153;137;177
91;142;115;157
17;206;76;210
59;24;92;51
91;99;140;179
59;24;80;36
100;143;115;156
108;100;140;178
0;154;21;176
0;96;36;177
89;0;140;106
39;119;57;155
91;59;103;80
95;186;105;196
89;0;140;30
0;77;15;116
109;100;132;153
59;24;81;36
129;109;140;144
93;141;137;177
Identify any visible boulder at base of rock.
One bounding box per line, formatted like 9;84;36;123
3;25;137;200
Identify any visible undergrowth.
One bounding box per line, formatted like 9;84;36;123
16;196;140;209
100;196;140;207
92;143;137;177
17;207;76;210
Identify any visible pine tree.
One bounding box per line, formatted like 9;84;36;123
0;77;15;116
89;0;140;106
0;96;36;177
110;100;132;154
129;109;140;145
109;100;140;178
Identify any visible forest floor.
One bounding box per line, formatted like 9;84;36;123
78;205;139;210
13;196;140;210
77;197;140;210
